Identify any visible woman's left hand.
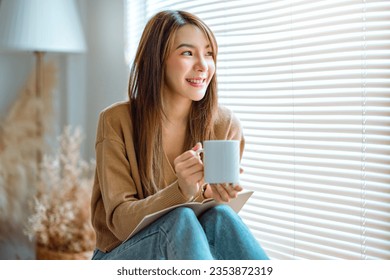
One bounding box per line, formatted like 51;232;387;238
203;166;244;202
207;183;243;203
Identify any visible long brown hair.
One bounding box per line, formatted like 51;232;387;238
129;10;218;195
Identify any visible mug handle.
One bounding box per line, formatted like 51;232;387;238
195;148;204;156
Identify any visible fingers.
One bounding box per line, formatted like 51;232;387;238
174;150;198;166
210;183;242;203
193;142;202;152
175;155;202;174
174;142;244;202
210;184;232;203
173;143;202;167
174;143;204;200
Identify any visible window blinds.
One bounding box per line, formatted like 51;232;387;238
125;0;390;259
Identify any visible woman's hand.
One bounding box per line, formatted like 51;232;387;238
205;183;242;203
174;143;204;200
204;168;244;202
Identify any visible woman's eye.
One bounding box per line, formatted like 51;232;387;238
206;51;214;56
182;51;192;56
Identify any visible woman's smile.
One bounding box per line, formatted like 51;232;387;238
164;24;215;102
186;77;207;87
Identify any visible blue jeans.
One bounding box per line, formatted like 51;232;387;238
92;204;269;260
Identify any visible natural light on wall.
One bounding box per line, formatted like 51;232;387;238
125;0;390;259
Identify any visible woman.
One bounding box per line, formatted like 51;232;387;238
91;10;269;260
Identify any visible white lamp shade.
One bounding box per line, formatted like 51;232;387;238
0;0;86;53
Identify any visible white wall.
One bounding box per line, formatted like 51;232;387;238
83;0;129;160
62;0;129;160
0;53;34;118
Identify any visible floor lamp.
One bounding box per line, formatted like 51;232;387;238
0;0;86;168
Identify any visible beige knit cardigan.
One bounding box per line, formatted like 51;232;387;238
91;101;244;252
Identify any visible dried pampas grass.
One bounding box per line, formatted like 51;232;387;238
25;126;96;254
0;61;56;240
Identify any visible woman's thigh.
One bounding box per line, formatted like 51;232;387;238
93;207;214;260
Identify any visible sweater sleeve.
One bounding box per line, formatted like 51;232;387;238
94;109;188;242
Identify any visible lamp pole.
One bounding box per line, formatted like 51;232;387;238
34;51;44;167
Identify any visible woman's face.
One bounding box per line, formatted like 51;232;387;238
163;24;216;102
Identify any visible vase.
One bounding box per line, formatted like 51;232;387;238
36;245;93;260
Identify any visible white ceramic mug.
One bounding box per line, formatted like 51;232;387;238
196;140;240;184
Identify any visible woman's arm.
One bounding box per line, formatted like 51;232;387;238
93;108;189;242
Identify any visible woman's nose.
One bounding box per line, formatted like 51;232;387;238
195;55;208;72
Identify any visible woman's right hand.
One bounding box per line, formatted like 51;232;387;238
173;143;204;200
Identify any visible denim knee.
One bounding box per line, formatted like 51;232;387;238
169;206;197;220
204;204;238;221
160;207;202;236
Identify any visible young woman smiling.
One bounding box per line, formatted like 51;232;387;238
90;10;269;260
